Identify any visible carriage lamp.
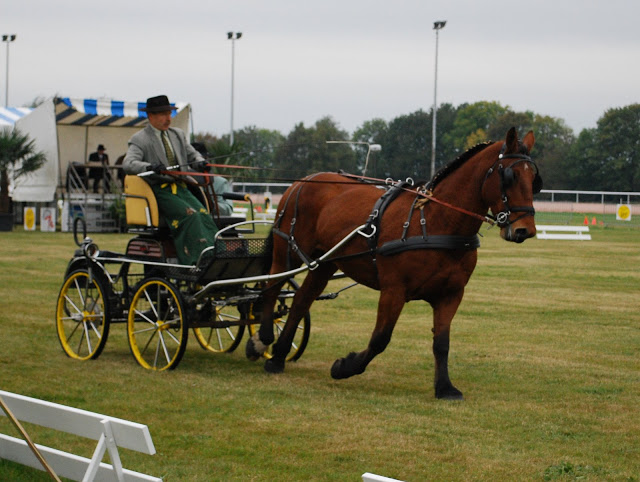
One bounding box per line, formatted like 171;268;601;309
227;31;242;146
2;34;16;108
431;21;446;179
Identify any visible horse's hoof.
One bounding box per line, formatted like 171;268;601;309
435;385;464;400
331;352;360;379
330;358;347;379
245;336;265;361
264;358;284;374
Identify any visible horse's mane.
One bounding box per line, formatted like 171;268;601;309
426;142;493;191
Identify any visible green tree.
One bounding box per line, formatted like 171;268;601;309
448;101;510;152
274;117;356;177
434;103;460;170
486;111;535;141
565;128;600;190
593;104;640;191
0;129;47;216
379;109;432;180
528;115;575;189
233;126;285;181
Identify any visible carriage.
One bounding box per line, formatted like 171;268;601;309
55;172;317;371
57;128;542;399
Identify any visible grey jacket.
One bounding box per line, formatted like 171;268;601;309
123;125;204;184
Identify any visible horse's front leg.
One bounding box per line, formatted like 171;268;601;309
331;288;405;379
431;291;465;400
264;264;336;373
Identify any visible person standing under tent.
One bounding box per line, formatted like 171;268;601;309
123;95;218;265
88;144;109;193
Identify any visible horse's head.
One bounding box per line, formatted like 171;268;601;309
482;127;542;243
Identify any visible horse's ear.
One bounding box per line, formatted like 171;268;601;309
522;130;535;153
504;127;518;153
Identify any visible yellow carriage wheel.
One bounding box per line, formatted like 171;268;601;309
193;302;246;353
127;278;188;371
248;280;310;362
56;270;110;360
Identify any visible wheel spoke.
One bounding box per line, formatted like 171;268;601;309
72;278;85;306
83;323;93;354
157;332;171;366
63;294;83;317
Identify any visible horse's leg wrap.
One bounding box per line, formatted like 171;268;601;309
433;332;463;400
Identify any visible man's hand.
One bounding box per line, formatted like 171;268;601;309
148;162;165;173
192;160;209;172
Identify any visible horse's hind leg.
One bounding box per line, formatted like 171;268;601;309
246;279;285;361
331;288;405;379
264;264;336;373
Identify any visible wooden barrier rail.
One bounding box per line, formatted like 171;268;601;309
0;390;161;481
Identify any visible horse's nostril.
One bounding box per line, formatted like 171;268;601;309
514;227;532;243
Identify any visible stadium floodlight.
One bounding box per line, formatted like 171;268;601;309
430;21;446;179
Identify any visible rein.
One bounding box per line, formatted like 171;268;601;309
337;172;496;226
160;142;540;230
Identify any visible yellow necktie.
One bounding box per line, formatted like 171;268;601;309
161;131;176;165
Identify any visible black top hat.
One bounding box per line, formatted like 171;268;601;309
97;144;106;151
142;95;178;113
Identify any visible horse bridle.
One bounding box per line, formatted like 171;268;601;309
482;143;543;228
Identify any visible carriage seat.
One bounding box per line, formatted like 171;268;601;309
124;175;163;228
123;175;246;231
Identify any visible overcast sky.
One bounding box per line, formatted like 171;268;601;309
3;0;639;137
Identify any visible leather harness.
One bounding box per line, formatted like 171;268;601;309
273;174;480;274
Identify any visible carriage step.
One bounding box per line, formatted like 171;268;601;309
193;319;257;328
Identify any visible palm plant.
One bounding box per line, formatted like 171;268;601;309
0;128;47;216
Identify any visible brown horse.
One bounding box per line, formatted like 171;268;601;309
246;127;541;399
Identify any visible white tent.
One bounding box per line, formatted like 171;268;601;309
5;97;192;203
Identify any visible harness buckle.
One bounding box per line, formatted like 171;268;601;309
496;211;510;225
358;224;377;239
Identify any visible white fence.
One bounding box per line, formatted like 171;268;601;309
536;225;591;241
0;390;161;482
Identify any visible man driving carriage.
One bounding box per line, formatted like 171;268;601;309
123;95;218;265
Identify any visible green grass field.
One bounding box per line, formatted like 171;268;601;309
0;224;638;481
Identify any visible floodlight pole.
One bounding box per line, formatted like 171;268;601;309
430;21;446;180
227;31;242;146
3;34;16;108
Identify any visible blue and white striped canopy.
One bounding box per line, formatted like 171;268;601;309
55;97;184;127
0;107;33;127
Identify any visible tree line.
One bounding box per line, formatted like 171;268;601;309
195;101;640;192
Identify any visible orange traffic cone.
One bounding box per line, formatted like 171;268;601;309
584;216;589;225
592;217;597;225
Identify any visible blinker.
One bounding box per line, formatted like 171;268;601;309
499;163;543;194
